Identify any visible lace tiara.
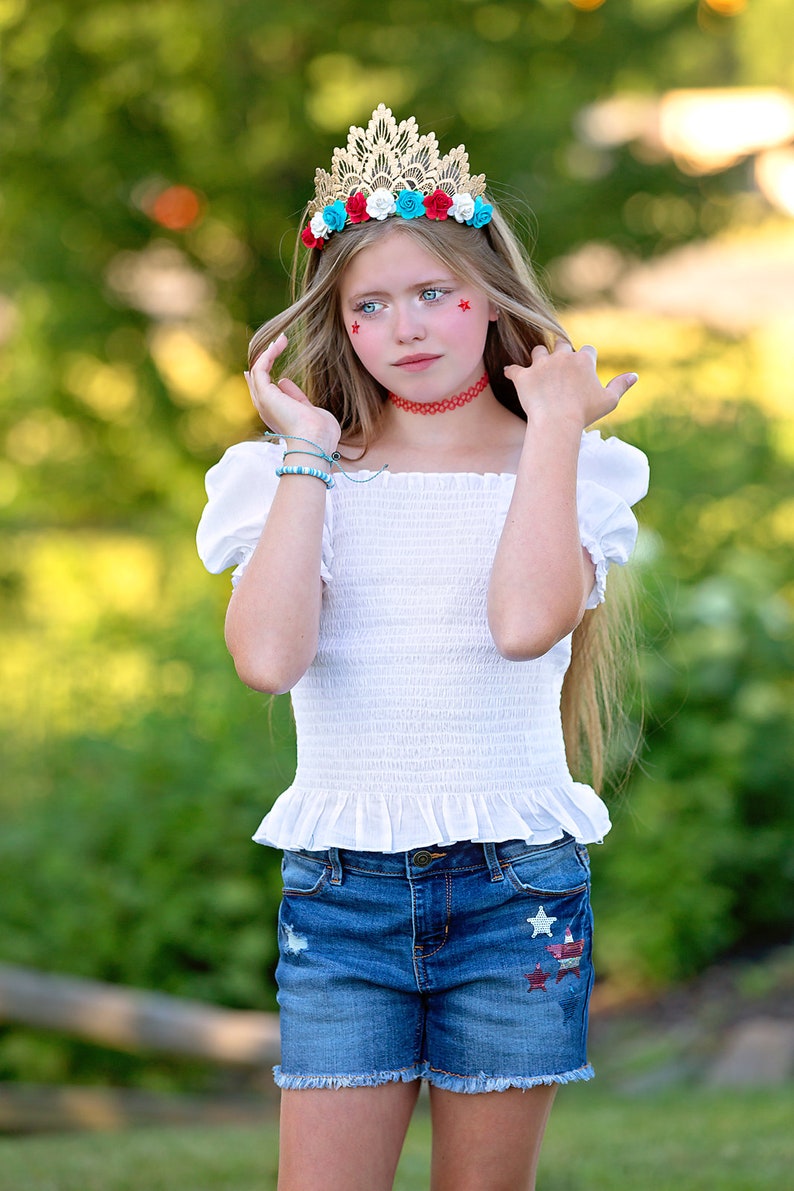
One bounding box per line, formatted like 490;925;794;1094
301;104;493;249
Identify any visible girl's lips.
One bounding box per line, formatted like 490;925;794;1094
393;355;441;372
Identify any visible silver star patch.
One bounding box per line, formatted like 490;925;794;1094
526;906;558;938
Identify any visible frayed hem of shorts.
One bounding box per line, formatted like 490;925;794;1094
423;1063;595;1094
274;1063;424;1090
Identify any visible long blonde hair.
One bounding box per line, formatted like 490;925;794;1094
249;203;635;791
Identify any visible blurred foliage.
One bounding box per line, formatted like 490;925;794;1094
2;0;793;523
1;0;794;1085
0;541;293;1085
572;304;794;983
593;401;794;986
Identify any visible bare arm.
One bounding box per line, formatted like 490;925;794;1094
224;335;341;693
487;342;637;660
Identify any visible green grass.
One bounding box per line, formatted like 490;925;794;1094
0;1085;791;1190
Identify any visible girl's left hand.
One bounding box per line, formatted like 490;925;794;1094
504;340;637;430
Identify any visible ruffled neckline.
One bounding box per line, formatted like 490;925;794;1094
335;468;517;488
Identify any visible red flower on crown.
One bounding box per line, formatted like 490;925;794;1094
301;224;326;250
346;192;370;223
423;189;453;221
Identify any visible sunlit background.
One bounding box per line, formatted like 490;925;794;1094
1;0;792;1125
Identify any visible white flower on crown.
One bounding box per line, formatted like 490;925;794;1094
450;193;476;223
309;212;331;239
366;188;398;221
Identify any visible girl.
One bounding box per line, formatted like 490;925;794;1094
197;105;649;1191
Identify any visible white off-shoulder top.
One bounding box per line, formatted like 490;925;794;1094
197;431;649;853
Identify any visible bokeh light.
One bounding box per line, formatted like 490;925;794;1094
756;148;794;217
703;0;746;14
149;185;203;231
660;89;794;172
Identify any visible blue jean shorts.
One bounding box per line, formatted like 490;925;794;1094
274;835;596;1093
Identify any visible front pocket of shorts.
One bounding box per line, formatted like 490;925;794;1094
281;851;330;897
504;840;589;897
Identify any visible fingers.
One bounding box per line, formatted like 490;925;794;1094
505;340;556;378
278;377;310;404
245;333;289;399
261;331;287;362
530;339;582;363
253;333;288;379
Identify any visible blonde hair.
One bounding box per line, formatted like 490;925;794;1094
249;202;635;792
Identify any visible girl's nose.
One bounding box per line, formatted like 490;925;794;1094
394;303;425;343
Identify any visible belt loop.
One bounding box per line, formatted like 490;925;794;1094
482;842;504;882
328;847;343;885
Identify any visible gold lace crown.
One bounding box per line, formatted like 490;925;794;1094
302;105;492;249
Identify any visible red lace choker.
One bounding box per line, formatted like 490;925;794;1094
388;372;489;415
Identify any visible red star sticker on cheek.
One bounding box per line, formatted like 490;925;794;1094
458;299;471;311
351;322;360;334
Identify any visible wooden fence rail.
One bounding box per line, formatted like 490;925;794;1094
0;963;280;1067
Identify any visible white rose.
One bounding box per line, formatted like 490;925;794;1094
309;212;331;239
366;188;397;221
450;193;476;223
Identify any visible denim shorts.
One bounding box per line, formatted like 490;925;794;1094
274;835;595;1093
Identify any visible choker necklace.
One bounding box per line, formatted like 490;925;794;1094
388;372;489;416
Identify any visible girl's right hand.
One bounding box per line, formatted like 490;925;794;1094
245;333;341;453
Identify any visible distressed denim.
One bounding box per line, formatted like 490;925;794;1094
275;835;595;1092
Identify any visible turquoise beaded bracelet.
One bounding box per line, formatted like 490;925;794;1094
275;464;335;489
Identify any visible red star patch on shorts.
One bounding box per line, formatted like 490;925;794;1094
524;962;551;992
545;927;585;982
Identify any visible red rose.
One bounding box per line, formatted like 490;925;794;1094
301;224;325;250
423;189;453;220
346;191;370;223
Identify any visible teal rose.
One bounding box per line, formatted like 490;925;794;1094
322;200;348;232
467;197;493;228
396;189;426;219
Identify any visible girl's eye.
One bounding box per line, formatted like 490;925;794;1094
421;288;446;302
355;300;382;316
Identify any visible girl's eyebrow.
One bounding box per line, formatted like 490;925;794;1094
346;279;458;302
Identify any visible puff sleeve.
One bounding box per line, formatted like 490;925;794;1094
196;439;334;587
577;429;649;608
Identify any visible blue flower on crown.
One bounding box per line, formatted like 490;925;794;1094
395;189;426;219
467;196;493;228
322;200;348;232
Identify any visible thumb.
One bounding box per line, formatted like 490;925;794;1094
606;371;638;401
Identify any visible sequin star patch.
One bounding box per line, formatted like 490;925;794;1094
524;962;551;992
526;906;558;938
545;926;585;982
560;985;580;1023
